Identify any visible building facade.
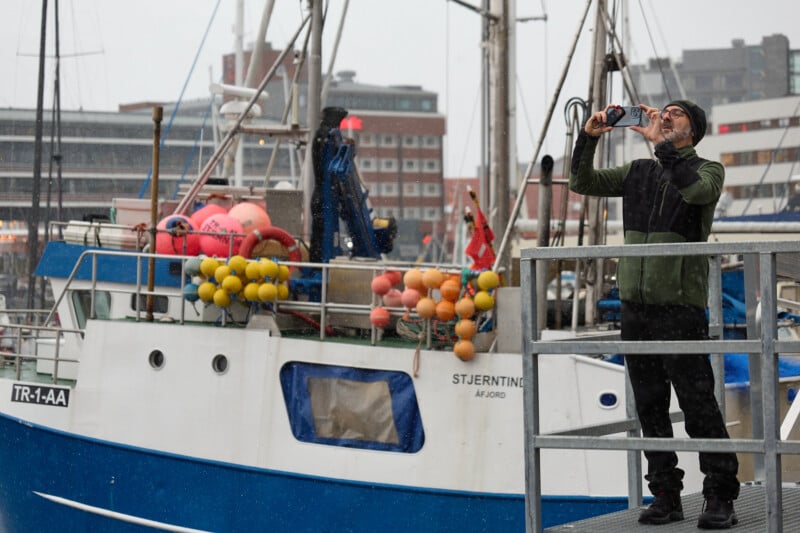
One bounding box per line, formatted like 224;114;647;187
223;47;446;259
630;34;796;113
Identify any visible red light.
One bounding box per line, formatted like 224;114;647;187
718;124;730;134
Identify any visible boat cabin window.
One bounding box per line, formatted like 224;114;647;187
71;290;111;329
280;362;425;453
130;293;168;314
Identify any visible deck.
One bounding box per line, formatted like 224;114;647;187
546;484;800;532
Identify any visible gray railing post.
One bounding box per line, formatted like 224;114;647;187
520;255;543;533
745;252;766;480
760;251;783;532
708;255;726;413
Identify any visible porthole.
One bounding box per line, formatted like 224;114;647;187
598;390;619;409
212;354;229;375
149;349;165;369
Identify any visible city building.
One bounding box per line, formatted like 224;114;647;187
222;45;446;258
630;34;797;113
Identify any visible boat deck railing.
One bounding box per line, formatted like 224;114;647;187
0;308;81;385
520;239;800;533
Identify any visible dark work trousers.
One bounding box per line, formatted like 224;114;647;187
621;301;740;500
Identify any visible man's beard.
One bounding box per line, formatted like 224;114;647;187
663;123;692;144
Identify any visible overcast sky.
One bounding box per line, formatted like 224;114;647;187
2;0;798;177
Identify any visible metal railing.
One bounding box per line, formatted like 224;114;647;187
0;308;81;384
520;239;800;532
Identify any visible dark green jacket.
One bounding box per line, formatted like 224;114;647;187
569;132;724;309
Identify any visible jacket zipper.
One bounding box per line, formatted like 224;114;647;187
639;174;668;303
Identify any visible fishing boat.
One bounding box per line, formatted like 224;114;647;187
6;1;799;532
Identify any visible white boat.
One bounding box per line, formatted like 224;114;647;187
3;1;769;531
0;220;664;533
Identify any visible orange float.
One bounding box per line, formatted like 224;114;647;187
435;300;456;321
454;340;476;361
439;279;460;302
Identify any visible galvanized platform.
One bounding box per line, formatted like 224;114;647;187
546;483;800;532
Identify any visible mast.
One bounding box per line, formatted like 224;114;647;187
488;0;511;275
583;0;610;326
302;0;323;243
27;0;48;314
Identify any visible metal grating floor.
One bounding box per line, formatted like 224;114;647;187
546;484;800;532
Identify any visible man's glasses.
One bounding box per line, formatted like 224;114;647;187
661;108;687;119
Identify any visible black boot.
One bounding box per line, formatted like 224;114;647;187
638;490;684;524
697;495;738;529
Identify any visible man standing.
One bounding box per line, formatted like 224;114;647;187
569;100;740;529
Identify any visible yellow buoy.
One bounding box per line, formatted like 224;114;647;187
197;281;216;302
227;255;248;277
259;259;279;280
477;270;500;291
221;275;243;294
474;290;495;311
244;261;262;281
213;288;232;307
243;282;261;302
200;257;219;278
258;282;278;302
214;265;232;283
277;282;290;300
277;264;291;283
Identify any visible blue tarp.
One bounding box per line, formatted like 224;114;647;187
602;269;800;382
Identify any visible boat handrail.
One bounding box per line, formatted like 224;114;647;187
40;245;479;350
0;308;81;384
520;239;800;532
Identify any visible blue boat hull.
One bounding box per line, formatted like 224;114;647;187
0;413;626;532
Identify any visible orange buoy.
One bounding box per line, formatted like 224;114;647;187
416;297;436;319
455;319;477;340
454;339;476;361
422;268;444;289
435;300;456;321
439;279;460;302
403;269;425;291
455;296;476;319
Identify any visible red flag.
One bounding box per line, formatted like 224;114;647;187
465;206;495;270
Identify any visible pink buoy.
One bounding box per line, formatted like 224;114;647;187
189;203;227;229
228;201;271;234
383;288;403;308
370;307;391;328
155;215;201;255
371;275;392;295
400;288;421;309
199;213;244;257
384;270;402;286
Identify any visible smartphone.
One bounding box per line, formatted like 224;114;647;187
606;105;643;127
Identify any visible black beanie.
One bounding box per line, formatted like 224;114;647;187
666;99;707;146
